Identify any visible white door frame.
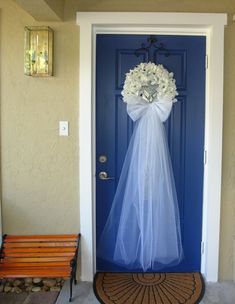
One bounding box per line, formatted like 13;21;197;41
76;12;227;282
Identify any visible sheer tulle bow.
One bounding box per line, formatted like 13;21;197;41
97;96;184;271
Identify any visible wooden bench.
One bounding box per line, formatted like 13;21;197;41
0;233;81;302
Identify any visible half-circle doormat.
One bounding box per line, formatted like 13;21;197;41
94;272;205;304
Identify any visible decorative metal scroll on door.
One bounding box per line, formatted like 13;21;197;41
135;35;170;57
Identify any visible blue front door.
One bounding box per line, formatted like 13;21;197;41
96;34;206;272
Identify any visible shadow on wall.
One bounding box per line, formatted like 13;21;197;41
2;198;76;235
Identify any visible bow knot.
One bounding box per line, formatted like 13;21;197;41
126;96;174;122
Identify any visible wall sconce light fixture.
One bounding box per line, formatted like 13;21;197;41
24;26;53;77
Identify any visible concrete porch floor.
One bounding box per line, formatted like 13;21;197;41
56;280;235;304
0;291;59;304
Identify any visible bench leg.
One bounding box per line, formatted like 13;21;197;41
69;277;73;302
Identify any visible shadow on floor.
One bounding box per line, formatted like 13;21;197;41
0;291;59;304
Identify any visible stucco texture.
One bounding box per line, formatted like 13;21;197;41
1;0;235;281
0;0;79;234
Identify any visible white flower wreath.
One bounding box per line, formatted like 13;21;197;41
121;62;178;104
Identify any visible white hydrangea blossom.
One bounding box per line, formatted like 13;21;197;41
121;62;178;103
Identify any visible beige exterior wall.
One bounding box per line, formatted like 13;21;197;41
0;0;234;280
0;0;79;235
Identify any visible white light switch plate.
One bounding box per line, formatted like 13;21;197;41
59;121;69;136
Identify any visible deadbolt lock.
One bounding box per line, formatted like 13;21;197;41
99;155;107;163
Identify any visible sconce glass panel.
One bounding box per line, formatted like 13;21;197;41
24;26;53;76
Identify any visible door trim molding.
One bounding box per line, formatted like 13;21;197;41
76;12;227;282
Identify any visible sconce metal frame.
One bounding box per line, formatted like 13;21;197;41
24;26;53;77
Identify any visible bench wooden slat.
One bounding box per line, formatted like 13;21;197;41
0;268;71;278
3;252;74;258
5;238;77;243
0;262;71;267
4;242;77;248
5;234;77;240
3;247;75;253
3;257;72;263
5;237;77;243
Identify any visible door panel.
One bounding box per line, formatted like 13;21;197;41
96;34;206;272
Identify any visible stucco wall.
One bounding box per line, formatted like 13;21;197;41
0;0;79;235
1;0;235;281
